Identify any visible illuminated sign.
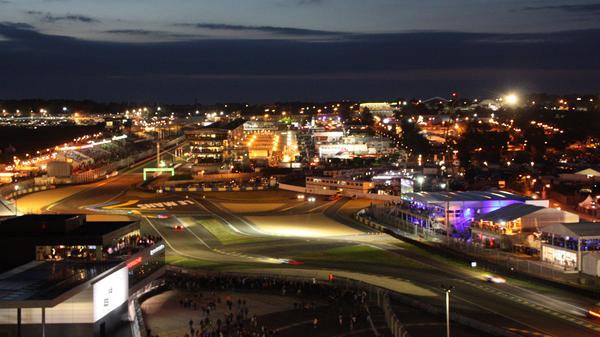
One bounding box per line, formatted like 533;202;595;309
143;167;175;180
93;267;128;321
126;256;142;269
150;244;165;256
137;199;194;209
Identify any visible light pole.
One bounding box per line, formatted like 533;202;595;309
13;185;19;216
441;284;454;337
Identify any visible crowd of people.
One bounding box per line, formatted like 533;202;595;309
144;272;377;337
105;233;162;257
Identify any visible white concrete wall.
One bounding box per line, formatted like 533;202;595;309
0;287;94;324
525;200;550;207
582;252;600;277
278;183;307;193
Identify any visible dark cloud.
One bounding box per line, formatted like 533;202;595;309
182;23;345;36
105;29;200;40
523;3;600;13
0;22;599;102
26;11;100;23
296;0;325;5
0;22;34;30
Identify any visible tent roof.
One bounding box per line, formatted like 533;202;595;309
477;203;546;222
542;222;600;239
575;168;600;177
405;190;530;203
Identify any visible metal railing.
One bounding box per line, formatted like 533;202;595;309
363;210;600;291
377;290;410;337
166;267;407;337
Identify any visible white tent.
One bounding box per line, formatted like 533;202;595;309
575;168;600;177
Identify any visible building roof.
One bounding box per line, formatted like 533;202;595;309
477;203;545;222
542;222;600;239
404;190;531;203
0;214;137;238
0;260;121;308
207;119;246;131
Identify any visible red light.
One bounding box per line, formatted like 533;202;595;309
127;256;142;269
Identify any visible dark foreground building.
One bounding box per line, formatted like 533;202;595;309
0;214;165;337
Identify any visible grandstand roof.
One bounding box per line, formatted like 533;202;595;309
207;119;246;131
404;190;531;203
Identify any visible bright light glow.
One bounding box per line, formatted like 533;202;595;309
504;93;519;105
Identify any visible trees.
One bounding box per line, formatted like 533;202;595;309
400;119;431;154
360;107;374;126
456;122;509;165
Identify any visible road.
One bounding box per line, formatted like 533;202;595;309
14;169;600;337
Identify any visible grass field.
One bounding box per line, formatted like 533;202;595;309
297;244;430;269
165;254;219;268
193;217;269;246
247;213;361;237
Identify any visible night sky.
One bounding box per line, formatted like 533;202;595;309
1;0;600;103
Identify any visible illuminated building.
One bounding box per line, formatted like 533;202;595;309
358;102;396;118
184;119;245;170
305;176;374;195
540;222;600;275
381;191;548;234
471;203;578;249
0;215;165;337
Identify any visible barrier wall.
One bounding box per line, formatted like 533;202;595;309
162;186;267;193
279;182;402;202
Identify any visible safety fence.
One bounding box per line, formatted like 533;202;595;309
377;291;410;337
358;210;600;292
131;299;146;337
390;292;521;337
131;278;168;337
1;180;55;200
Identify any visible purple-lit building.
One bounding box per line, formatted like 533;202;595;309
399;190;549;233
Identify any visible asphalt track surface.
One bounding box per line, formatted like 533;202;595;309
15;167;600;337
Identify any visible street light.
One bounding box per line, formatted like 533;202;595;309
416;176;425;191
441;284;455;337
13;185;19;216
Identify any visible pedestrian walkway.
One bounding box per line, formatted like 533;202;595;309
142;273;393;337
